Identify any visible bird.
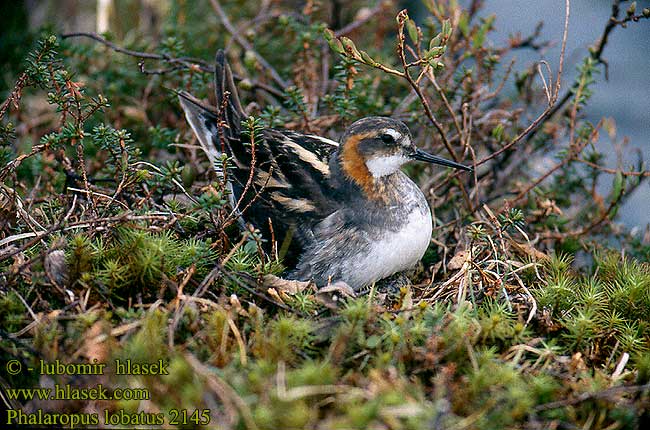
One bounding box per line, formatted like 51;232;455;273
178;50;472;293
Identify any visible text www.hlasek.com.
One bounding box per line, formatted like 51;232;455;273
5;384;149;401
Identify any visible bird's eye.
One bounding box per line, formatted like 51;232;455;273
380;133;395;144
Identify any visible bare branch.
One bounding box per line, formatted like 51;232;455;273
61;32;285;98
208;0;289;89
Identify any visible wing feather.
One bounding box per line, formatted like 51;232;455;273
179;50;342;264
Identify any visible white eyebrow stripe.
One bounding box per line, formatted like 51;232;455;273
383;129;402;140
383;128;411;146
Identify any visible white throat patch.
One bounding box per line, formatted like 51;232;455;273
366;154;409;177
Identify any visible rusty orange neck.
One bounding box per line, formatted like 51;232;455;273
340;132;383;199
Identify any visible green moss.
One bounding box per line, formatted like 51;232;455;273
531;252;650;364
2;2;650;428
0;291;26;333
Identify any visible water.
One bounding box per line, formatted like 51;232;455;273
474;0;650;229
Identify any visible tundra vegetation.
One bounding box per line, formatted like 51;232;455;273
1;0;650;428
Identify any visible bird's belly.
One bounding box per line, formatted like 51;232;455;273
349;207;433;287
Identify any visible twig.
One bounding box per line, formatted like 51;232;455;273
537;61;553;105
62;32;211;68
426;69;463;145
553;0;571;100
167;265;197;348
396;11;458;163
66;187;130;210
394;10;474;211
60;32;285;97
523;0;648;145
184;352;257;430
502;21;552;53
0;74;29;121
481;58;515;102
223;123;260;227
0;195;78;262
222;167;273;230
334;1;388;37
0;212;176;250
75;139;97;216
219;232;250;269
542;181;625;240
506;118;598;207
477;0;571;167
576;158;650;177
208;0;289;89
0;36;62;120
593;1;650;79
220;267;303;315
133;161;199;205
534;382;650;411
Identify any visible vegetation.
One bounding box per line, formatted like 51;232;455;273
1;0;649;428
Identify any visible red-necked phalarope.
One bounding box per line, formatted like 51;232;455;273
179;50;472;293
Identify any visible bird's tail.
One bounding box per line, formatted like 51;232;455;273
177;49;246;172
214;49;245;134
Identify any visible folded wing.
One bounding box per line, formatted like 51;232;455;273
178;50;341;262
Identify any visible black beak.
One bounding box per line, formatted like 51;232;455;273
410;149;473;172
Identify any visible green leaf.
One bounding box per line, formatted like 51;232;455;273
360;50;378;66
429;60;445;71
627;1;637;16
406;19;419;45
426;46;446;59
441;19;452;39
324;29;344;54
458;12;469;37
612;171;624;201
473;27;486;47
429;35;442;51
340;36;362;60
492;124;505;141
473;15;495;48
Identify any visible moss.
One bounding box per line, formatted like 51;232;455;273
0;291;26;333
532;252;650;364
2;2;650;428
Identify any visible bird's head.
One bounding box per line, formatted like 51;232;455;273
338;117;472;193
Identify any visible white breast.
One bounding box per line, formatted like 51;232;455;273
349;208;433;287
